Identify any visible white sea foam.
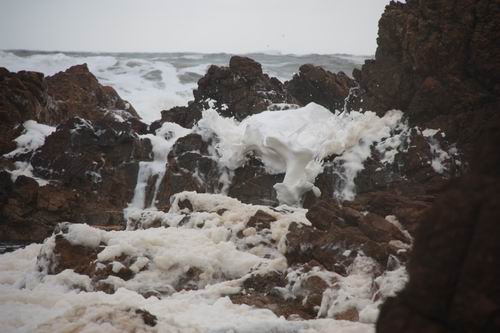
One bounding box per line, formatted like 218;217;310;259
421;127;457;174
197;103;407;205
3;120;56;185
0;191;402;332
126;122;192;215
4;120;56;158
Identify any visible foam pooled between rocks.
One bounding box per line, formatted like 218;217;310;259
0;192;390;333
197;103;407;205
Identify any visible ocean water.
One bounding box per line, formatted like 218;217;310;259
0;50;369;123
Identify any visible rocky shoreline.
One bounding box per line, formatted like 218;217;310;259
0;0;499;331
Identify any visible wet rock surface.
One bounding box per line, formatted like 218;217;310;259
0;68;48;154
354;0;500;160
377;117;500;333
193;56;296;120
0;65;147;241
285;64;356;111
45;64;140;124
286;200;411;276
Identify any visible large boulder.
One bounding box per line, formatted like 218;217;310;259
45;64;139;124
193;56;296;120
354;0;500;159
153;133;219;210
0;65;143;155
0;68;47;154
149;106;202;132
0;65;149;241
285;64;356;111
376;116;500;333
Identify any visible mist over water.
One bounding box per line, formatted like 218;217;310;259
0;50;369;123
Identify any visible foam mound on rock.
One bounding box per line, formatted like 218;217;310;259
197;103;407;205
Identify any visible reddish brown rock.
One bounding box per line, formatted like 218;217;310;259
0;68;48;154
1;116;151;242
246;210;277;231
193;56;296;120
231;270;316;319
287;200;411;275
45;64;139;124
44;234;100;275
377;115;500;333
305;200;345;230
227;156;284;206
154;133;220;210
334;308;360;322
149;105;202;132
285;64;356;111
354;0;500;162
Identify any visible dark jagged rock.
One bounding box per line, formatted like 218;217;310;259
285;64;356;111
154;136;285;209
149;106;202;132
302;124;459;233
227;157;284;206
355;0;500;160
32;117;151;187
0;65;140;136
286;200;411;276
231;270;320;320
21;117;152;230
44;234;100;276
149;56;296;130
154;133;220;210
377;116;500;333
0;68;48;154
246;209;277;231
45;64;139;124
0;65;150;241
193;56;296;120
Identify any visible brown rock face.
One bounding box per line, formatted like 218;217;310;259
0;68;48;154
285;64;356;111
45;64;139;124
0;65;149;241
149;106;202;132
246;209;277;231
355;0;500;159
31;117;150;188
193;56;296;120
154;133;220;210
227;157;284;206
376;116;500;333
286;200;411;276
0;65;140;135
150;56;297;131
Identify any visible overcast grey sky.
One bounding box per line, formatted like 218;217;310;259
0;0;394;55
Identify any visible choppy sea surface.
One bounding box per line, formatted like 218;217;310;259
0;50;370;123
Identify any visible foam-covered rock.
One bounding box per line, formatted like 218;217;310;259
376;114;500;333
